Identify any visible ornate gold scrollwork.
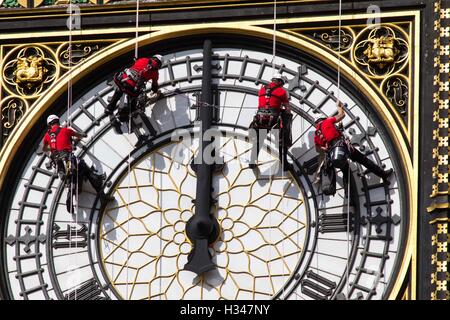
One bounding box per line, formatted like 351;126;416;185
0;96;29;139
382;75;409;118
2;45;59;99
353;26;409;78
312;27;354;53
56;42;101;69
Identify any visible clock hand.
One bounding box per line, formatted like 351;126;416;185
184;39;220;276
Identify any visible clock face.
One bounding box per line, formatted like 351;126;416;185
0;43;406;300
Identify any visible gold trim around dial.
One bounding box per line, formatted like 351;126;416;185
0;14;419;300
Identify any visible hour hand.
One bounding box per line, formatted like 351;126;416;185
184;196;220;275
184;239;214;275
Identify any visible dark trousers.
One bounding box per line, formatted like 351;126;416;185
61;156;106;212
250;111;290;167
107;87;138;122
341;146;385;195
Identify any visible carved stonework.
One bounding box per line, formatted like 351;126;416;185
2;46;58;98
353;26;408;78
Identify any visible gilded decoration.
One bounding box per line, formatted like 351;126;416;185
312;27;354;53
290;22;412;137
0;39;121;144
56;42;102;69
3;9;413;300
2;45;58;98
0;96;28;139
353;26;408;78
0;0;111;8
17;0;43;8
429;0;450;300
382;75;409;118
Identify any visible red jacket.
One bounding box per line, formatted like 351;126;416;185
116;57;159;94
43;125;76;153
258;82;289;111
314;117;342;149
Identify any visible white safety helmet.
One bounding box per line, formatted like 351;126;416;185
272;72;287;84
152;54;163;66
47;114;59;126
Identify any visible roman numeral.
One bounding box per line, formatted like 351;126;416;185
318;212;354;234
52;223;88;249
64;278;106;300
301;270;336;300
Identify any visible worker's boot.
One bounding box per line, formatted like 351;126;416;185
99;191;114;207
382;168;394;184
111;116;123;134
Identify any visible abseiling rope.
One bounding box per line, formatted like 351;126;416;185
66;1;79;301
335;0;352;300
125;0;141;300
269;0;276;298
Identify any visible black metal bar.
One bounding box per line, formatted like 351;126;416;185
184;39;219;275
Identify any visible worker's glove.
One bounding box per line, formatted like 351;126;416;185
45;160;53;170
147;90;161;104
137;94;148;107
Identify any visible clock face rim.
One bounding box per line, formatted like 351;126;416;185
0;33;411;300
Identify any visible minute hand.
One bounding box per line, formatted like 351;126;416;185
184;39;220;276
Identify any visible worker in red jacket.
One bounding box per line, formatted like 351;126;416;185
249;73;293;171
105;55;163;133
43;115;112;212
314;102;393;196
